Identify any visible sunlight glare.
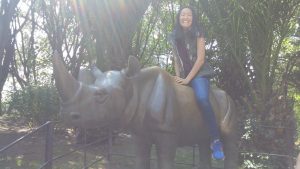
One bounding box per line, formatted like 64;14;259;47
118;0;127;13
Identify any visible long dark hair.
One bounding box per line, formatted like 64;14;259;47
173;6;203;40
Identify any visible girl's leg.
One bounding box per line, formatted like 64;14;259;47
191;76;224;160
191;76;219;140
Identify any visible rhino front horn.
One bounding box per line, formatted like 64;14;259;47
52;50;80;103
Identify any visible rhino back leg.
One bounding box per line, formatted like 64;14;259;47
133;135;151;169
198;138;212;169
222;97;239;169
222;115;239;169
223;132;239;169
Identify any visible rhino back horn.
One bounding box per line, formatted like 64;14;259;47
125;55;141;77
53;51;80;102
92;65;103;77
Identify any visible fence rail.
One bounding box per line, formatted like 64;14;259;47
0;120;297;169
0;121;57;169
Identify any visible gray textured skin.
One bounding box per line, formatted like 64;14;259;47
53;52;238;169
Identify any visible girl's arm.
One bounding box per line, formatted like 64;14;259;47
176;37;205;85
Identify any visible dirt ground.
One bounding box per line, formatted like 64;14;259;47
0;115;222;169
0;114;133;169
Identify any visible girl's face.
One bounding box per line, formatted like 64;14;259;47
179;8;193;30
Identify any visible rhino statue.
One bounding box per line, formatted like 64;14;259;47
53;51;238;169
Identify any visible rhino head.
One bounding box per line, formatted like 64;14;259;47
53;51;140;129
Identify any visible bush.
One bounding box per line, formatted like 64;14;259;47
7;85;59;125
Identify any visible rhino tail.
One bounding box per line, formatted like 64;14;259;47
220;94;236;134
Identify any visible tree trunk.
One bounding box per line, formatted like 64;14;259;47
72;0;155;70
0;0;20;114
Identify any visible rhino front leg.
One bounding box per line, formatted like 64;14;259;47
154;133;177;169
133;135;151;169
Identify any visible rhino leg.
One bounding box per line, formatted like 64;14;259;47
223;132;239;169
222;99;239;169
133;135;151;169
198;138;212;169
154;133;177;169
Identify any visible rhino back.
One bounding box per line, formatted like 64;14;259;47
129;67;206;144
128;67;178;133
127;67;235;146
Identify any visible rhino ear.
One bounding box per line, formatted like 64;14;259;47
125;55;141;77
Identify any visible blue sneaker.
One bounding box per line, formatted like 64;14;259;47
211;139;225;160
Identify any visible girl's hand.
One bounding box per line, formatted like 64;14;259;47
173;76;189;85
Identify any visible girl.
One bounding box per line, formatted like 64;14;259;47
169;6;225;160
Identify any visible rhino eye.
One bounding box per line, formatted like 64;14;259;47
95;89;108;103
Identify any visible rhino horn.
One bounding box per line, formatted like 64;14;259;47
52;51;80;102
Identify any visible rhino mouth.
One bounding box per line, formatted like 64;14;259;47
65;112;106;128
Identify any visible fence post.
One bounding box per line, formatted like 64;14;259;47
44;122;54;169
192;145;196;168
83;128;87;169
107;128;113;169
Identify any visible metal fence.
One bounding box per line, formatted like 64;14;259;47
0;121;297;169
0;121;55;169
0;121;203;169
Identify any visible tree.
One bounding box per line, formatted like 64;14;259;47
1;0;299;167
71;0;156;71
196;0;300;168
0;0;20;114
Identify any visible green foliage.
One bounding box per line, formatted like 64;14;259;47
6;85;59;125
0;156;41;169
295;94;300;117
294;93;300;136
88;0;300;167
187;0;300;168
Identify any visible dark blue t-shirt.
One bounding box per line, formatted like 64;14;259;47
175;30;204;77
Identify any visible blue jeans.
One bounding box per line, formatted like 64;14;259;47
190;76;220;140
